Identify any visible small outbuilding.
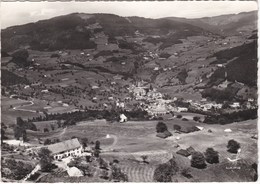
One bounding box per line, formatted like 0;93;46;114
119;114;127;123
224;129;232;133
67;166;84;177
176;149;190;157
186;146;196;155
156;130;172;139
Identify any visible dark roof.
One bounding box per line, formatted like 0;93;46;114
156;133;168;139
186;146;196;154
156;130;172;139
47;138;81;155
180;126;200;133
176;149;191;157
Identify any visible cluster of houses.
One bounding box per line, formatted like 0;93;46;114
189;101;223;112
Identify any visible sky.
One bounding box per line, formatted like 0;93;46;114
1;1;258;29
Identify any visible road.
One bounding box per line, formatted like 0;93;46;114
12;97;39;113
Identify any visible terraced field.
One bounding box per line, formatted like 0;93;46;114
121;164;156;182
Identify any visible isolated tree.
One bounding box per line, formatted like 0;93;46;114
16;117;25;127
13;125;26;140
93;149;100;158
95;140;101;150
204;148;219;164
38;148;53;172
22;130;27;142
227;139;240;153
156;122;168;133
191;151;207;169
81;138;89;149
153;157;178;182
44;139;52;145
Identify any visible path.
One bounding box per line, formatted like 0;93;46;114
22;164;41;182
103;134;118;151
12;97;40;113
59;127;67;137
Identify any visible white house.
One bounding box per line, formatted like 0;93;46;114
47;138;83;160
224;129;232;133
230;102;240;108
119;114;127;123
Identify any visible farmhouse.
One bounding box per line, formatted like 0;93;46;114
47;138;83;160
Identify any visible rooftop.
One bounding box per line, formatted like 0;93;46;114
47;138;81;155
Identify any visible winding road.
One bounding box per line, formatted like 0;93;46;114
12;97;39;113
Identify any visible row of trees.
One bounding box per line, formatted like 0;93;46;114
203;108;257;125
26;108;148;127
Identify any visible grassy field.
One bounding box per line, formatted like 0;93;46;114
25;117;257;182
1;97;41;125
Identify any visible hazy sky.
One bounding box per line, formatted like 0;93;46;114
1;1;258;29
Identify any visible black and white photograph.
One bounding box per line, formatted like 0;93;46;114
1;0;258;182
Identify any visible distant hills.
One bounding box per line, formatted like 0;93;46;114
165;11;257;36
2;13;210;52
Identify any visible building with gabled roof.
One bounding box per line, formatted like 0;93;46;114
47;138;83;160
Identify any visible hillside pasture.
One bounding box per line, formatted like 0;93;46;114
1;97;41;125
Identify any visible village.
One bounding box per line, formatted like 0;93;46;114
1;4;258;182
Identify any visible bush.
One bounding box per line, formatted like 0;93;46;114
153;157;178;182
50;53;60;58
227;139;240;153
156;122;168;133
204;148;219;164
176;115;182;119
181;168;193;179
191;151;207;169
193;116;200;121
111;165;128;182
44;139;52;145
182;118;189;121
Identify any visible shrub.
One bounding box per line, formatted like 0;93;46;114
44;139;52;145
182;118;189;121
181;168;193;179
156;122;168;133
176;115;182;119
227;139;240;153
153;157;178;182
193;116;200;121
50;53;60;58
111;165;128;182
191;151;207;169
204;148;219;164
95;140;100;150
